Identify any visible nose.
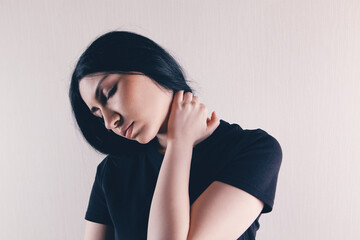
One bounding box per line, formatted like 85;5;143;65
102;108;120;130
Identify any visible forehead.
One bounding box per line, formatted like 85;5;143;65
79;73;108;108
79;73;113;109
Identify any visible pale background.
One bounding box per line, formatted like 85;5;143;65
1;0;359;239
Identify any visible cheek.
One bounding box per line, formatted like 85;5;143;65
141;112;161;133
127;96;153;118
132;106;166;143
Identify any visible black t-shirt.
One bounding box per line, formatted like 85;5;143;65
85;119;283;240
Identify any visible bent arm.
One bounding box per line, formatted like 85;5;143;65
147;140;193;240
84;220;114;240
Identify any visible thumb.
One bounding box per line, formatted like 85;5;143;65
207;111;220;133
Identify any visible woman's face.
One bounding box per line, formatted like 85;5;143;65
79;72;174;144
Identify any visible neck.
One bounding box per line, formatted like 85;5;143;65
155;91;175;153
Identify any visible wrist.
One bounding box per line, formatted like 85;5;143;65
167;138;194;151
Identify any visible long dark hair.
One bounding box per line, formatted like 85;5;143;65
69;30;195;156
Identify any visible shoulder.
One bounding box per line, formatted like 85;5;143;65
220;120;282;162
208;121;283;214
97;155;111;170
242;128;282;154
94;155;112;182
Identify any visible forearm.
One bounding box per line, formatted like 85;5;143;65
147;139;193;240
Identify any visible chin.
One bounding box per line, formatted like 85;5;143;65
133;129;150;144
138;126;160;144
136;135;152;144
133;119;162;145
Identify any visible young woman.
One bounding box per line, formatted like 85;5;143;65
69;31;282;240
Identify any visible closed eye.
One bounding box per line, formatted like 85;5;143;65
106;84;117;100
95;84;117;120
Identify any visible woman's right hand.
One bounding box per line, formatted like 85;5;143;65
166;90;220;147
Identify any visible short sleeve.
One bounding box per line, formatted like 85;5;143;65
213;131;283;214
85;157;113;225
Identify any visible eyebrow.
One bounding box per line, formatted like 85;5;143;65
90;74;109;113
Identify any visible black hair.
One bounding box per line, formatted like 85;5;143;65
69;30;195;156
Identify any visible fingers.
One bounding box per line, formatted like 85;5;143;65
173;90;184;104
175;90;210;119
174;91;212;121
173;90;220;139
192;95;200;103
183;91;193;103
174;90;197;104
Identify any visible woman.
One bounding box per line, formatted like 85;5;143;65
69;31;282;240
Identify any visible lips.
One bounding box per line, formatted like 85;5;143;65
125;122;134;138
121;121;133;137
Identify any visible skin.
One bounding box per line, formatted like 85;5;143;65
78;71;174;153
80;72;223;239
147;90;220;239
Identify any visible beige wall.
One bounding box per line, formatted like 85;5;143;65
1;0;359;239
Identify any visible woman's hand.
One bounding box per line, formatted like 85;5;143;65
167;90;220;147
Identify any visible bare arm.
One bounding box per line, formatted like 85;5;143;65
84;220;114;240
147;139;193;240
